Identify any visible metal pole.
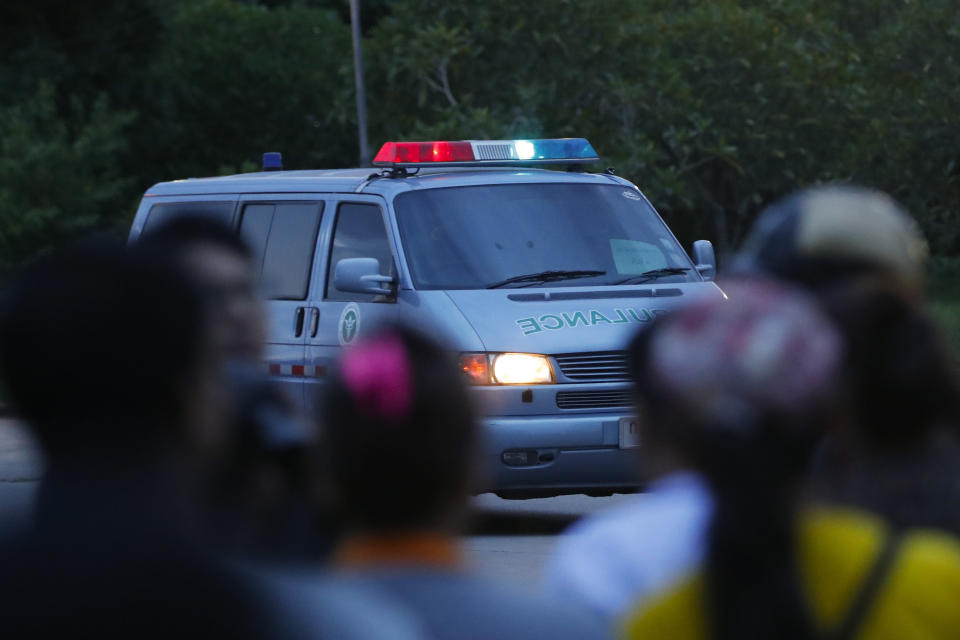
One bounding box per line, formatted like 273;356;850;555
350;0;370;166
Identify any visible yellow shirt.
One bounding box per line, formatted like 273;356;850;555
621;509;960;639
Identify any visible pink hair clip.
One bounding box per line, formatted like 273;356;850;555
341;334;413;420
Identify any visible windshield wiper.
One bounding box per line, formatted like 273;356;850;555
486;269;607;289
614;267;690;285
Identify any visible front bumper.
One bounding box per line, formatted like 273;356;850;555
477;413;641;495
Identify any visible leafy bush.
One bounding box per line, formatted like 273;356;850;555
140;0;355;178
0;0;957;270
366;0;958;256
0;83;134;270
928;257;960;358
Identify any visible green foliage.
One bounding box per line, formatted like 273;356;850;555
839;0;960;253
367;0;862;251
0;0;958;271
366;0;959;256
0;0;356;274
928;257;960;359
0;0;165;105
0;83;134;269
367;0;640;140
604;2;865;252
140;0;354;178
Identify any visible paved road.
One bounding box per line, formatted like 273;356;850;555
0;418;633;588
466;492;632;586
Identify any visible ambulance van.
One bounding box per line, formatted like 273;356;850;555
129;138;724;497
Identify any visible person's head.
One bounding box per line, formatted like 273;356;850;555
0;242;225;460
732;185;928;294
624;324;692;482
628;281;845;640
734;186;959;452
629;281;845;481
820;278;959;451
320;326;477;535
138;215;265;360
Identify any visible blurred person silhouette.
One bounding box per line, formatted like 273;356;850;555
542;279;823;620
811;280;960;533
731;185;929;295
141;215;267;360
731;185;960;535
620;282;960;640
137;216;327;561
542;314;715;622
0;242;271;637
317;325;609;640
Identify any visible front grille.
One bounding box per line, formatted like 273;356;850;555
556;389;632;409
554;351;629;382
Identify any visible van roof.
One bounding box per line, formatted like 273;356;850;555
143;166;629;197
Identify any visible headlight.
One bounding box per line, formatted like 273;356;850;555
492;353;554;385
458;353;555;385
459;353;492;385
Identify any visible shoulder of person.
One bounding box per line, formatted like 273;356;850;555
802;507;960;637
338;569;612;640
620;573;705;640
452;574;613;640
546;485;712;586
871;525;960;636
235;565;429;640
552;494;657;557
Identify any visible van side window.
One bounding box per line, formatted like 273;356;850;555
239;202;323;300
326;203;394;302
239;204;274;282
143;201;234;234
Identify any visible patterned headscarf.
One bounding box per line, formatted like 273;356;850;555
647;280;844;431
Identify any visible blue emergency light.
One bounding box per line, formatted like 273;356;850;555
262;152;283;171
373;138;599;167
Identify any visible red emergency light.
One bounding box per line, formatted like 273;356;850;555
374;141;475;164
372;138;599;167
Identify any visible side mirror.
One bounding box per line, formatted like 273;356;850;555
692;240;716;281
334;258;396;296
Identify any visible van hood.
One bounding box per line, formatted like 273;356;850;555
444;282;724;354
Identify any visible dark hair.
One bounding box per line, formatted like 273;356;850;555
0;241;209;451
812;281;960;536
320;325;477;531
821;280;959;448
626;322;699;456
137;214;252;263
697;417;818;640
628;319;830;640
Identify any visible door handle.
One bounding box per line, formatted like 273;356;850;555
294;307;306;337
309;308;320;338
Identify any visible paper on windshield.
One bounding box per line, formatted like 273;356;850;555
610;239;668;274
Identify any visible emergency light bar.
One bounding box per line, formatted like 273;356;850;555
372;138;599;167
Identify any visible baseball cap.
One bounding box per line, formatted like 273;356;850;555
731;186;928;289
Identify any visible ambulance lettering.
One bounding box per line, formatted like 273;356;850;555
515;308;663;335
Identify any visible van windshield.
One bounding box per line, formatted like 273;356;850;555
394;183;698;290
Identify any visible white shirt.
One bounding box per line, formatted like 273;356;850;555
542;471;714;622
